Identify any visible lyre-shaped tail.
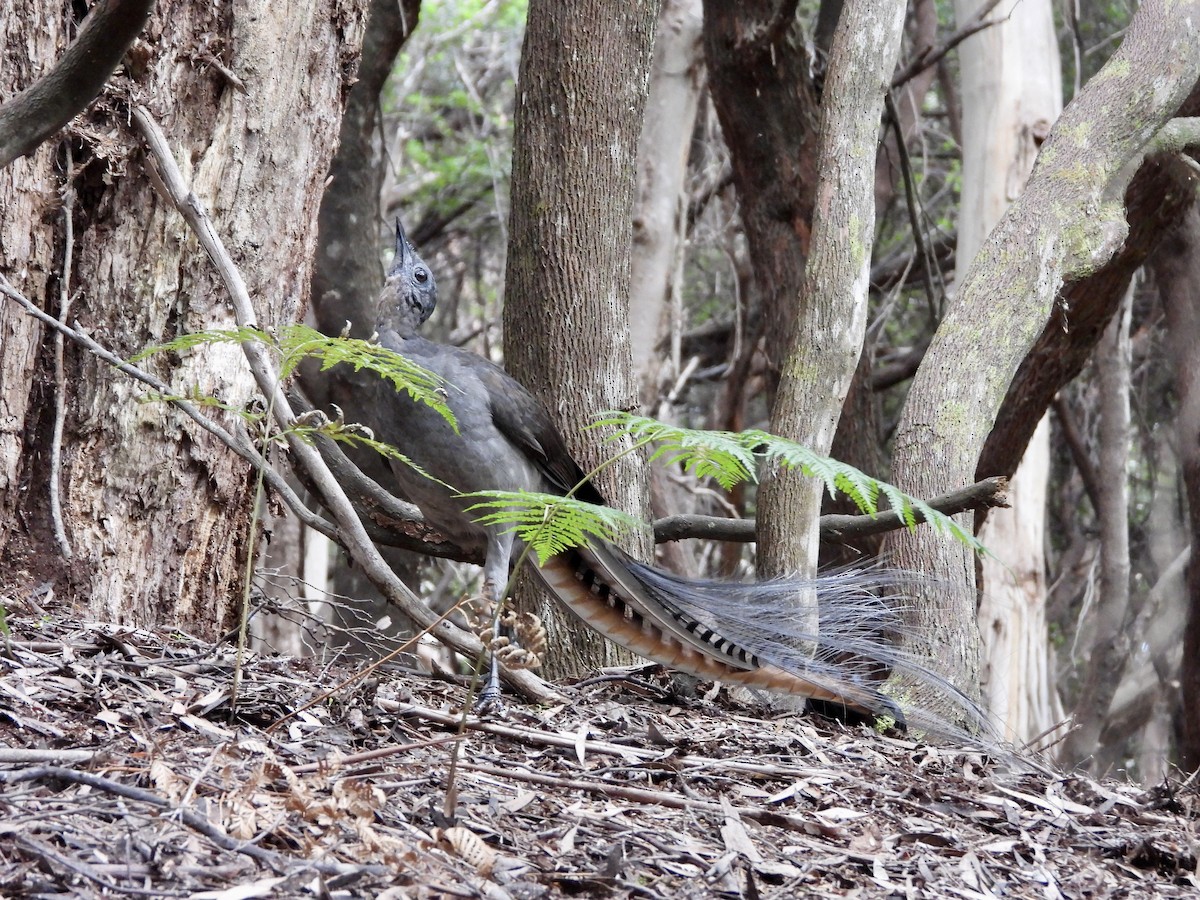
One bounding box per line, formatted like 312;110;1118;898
534;541;908;724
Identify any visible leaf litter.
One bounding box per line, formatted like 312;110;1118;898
0;606;1197;899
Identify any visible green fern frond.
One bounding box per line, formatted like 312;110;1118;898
287;419;449;489
278;324;457;432
463;490;643;566
876;482;918;529
597;411;983;553
750;431;880;513
132;326;277;362
592;413;756;490
132;323;457;432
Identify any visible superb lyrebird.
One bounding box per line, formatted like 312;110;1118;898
362;220;912;721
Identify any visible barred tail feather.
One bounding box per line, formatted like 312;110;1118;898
534;540;992;738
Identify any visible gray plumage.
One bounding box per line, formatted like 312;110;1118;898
364;222;988;731
371;221;603;597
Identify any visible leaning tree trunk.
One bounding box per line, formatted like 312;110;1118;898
0;0;367;635
958;0;1066;745
756;0;907;580
503;0;659;677
886;0;1200;703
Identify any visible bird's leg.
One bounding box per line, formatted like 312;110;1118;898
473;530;515;715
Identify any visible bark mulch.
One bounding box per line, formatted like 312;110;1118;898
1;607;1197;899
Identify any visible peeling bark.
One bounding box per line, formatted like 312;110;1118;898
0;0;368;634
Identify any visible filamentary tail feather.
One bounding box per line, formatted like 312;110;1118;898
534;539;992;738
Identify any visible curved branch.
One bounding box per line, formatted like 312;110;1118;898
132;107;563;705
0;0;154;169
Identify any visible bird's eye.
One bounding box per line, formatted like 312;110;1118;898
414;268;429;284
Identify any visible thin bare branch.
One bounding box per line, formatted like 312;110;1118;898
654;476;1009;544
891;0;1006;89
50;146;76;559
130;106;561;704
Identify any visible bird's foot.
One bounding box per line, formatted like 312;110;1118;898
473;682;507;718
472;654;508;718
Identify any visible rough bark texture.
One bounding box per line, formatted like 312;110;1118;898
503;0;659;677
959;0;1065;745
0;0;366;635
0;9;66;571
1151;203;1200;772
0;0;154;168
701;0;820;401
269;0;422;657
755;0;907;580
886;0;1200;700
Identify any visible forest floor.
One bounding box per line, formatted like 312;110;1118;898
0;603;1197;899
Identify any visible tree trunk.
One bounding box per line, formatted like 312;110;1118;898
979;419;1066;742
1150;202;1200;772
700;0;820;402
885;0;1200;701
1062;292;1132;769
0;0;367;635
503;0;659;677
259;0;422;658
956;0;1064;744
630;0;704;404
756;0;907;580
977;104;1200;486
630;0;706;579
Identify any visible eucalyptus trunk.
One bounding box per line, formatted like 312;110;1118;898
503;0;660;677
756;0;907;580
887;0;1200;704
0;0;367;634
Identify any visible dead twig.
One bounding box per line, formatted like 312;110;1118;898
49;143;76;560
891;0;1006;89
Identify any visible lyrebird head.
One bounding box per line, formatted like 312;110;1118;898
376;218;437;337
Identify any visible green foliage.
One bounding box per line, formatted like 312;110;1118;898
598;412;983;552
287;416;448;490
593;414;756;490
136;324;457;431
390;0;526;224
464;490;643;566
